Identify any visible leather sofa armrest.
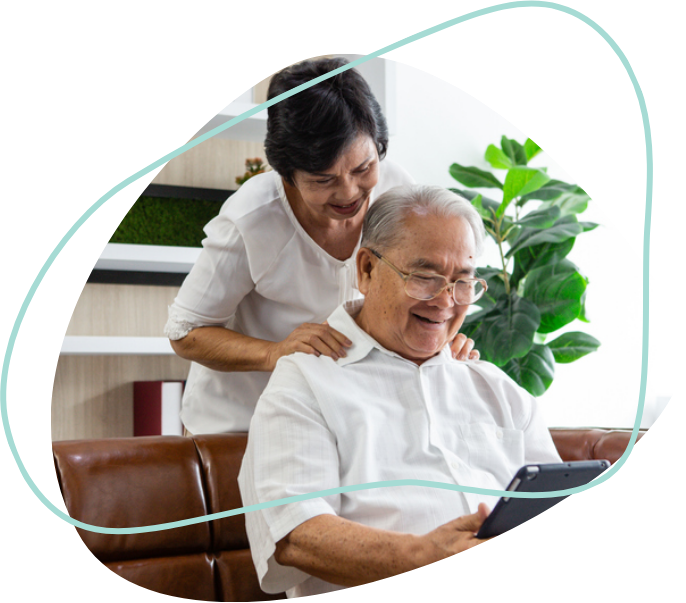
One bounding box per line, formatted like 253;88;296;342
550;428;644;464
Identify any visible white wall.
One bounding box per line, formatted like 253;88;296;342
383;59;665;428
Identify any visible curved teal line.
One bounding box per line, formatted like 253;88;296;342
1;1;651;535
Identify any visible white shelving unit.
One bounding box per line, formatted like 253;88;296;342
61;336;175;355
63;244;197;356
95;243;202;274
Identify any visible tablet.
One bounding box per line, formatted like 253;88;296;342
476;460;610;539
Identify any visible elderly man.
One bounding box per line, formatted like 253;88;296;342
238;184;561;597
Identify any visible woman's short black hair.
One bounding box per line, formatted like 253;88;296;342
264;57;389;185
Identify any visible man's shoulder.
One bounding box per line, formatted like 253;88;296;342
270;352;340;387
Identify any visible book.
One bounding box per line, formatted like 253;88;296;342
133;381;185;436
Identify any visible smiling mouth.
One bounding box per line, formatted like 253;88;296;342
329;198;362;214
414;314;446;325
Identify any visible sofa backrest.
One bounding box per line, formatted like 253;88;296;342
53;429;643;601
53;434;282;602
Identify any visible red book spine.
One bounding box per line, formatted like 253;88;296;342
133;381;184;436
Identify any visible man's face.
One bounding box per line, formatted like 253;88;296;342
356;212;477;364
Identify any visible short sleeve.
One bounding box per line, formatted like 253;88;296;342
238;355;341;593
164;214;255;339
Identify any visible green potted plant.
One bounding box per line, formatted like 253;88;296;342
449;136;600;396
235;157;267;186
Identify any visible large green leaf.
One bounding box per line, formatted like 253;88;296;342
501;344;555;396
516;206;561;229
499;168;550;218
485;144;513;170
547;332;600;363
506;215;583;257
470;194;492;222
519;179;577;203
449;163;503;189
524;138;542;161
539;186;591;216
501;136;528;166
523;259;588;333
450;188;513;239
579;221;599;232
472;267;508;309
462;294;540;366
450;188;500;213
512;237;576;284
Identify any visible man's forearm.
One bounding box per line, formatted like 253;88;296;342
275;506;488;587
274;514;430;587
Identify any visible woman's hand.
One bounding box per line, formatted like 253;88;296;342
268;322;353;370
450;333;480;361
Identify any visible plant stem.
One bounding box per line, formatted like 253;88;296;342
495;217;511;294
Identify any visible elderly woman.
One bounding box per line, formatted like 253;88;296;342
165;58;477;434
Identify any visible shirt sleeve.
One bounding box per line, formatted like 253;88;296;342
237;355;342;594
164;213;256;339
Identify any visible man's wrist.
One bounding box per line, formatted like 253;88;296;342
401;533;440;572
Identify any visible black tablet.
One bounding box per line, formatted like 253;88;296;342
476;460;610;539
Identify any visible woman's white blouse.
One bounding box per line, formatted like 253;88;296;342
164;160;414;434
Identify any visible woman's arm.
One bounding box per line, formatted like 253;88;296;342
170;323;353;372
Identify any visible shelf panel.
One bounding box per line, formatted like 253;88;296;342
95;243;201;274
61;336;175;355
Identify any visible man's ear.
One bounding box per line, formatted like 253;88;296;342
356;248;375;296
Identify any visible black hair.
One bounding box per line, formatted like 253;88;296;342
264;57;389;185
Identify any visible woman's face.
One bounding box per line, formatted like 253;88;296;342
290;135;380;222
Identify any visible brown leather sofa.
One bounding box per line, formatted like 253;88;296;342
53;428;643;601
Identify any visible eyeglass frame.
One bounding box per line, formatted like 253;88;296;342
369;249;487;306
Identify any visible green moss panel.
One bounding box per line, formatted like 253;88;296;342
109;196;225;247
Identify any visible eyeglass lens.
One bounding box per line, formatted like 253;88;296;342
405;275;484;304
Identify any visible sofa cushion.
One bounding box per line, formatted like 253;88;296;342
105;553;215;601
54;436;211;562
193;434;251;551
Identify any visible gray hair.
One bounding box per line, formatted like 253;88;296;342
361;184;485;256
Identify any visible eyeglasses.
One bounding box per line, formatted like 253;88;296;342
370;249;487;306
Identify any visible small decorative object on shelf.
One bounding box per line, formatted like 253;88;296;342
235;157;267;186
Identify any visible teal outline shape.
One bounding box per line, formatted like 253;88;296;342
1;1;651;535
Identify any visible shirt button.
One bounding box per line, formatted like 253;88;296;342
496;429;504;439
451;461;459;470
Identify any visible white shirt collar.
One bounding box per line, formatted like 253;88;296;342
327;300;454;368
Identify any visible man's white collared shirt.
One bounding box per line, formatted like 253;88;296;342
238;300;561;597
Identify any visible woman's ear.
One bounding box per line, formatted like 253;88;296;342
356;248;375;296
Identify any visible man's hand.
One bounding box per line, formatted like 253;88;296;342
419;503;490;564
450;333;480;361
